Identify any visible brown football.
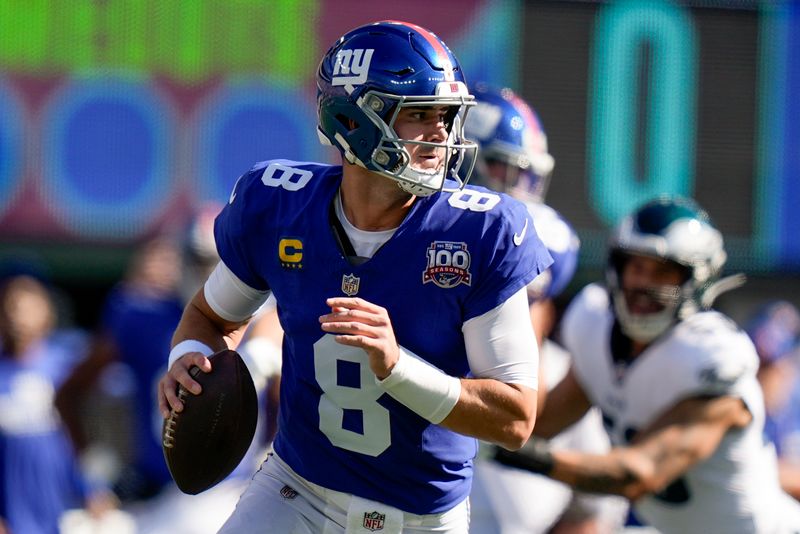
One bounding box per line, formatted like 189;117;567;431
162;349;258;495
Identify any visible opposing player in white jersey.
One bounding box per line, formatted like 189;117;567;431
495;196;800;533
156;21;554;533
463;84;627;534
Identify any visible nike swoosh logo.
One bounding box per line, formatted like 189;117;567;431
513;219;529;246
228;175;243;205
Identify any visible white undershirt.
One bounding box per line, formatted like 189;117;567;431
334;189;397;258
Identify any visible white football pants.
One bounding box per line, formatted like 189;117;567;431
218;453;470;534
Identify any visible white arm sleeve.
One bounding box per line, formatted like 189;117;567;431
203;261;271;322
462;286;539;389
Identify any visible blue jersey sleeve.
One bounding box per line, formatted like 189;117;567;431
526;202;580;300
214;163;273;291
542;233;579;299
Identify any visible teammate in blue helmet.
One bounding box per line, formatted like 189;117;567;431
158;21;552;533
465;83;554;203
466;85;628;533
465;83;576;308
745;300;800;501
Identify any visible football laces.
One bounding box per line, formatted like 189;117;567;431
162;367;200;449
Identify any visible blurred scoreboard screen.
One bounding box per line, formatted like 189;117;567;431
519;0;799;274
0;0;797;279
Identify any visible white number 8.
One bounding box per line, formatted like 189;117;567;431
260;162;313;191
313;335;391;457
448;190;501;212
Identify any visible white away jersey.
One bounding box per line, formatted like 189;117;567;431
214;160;552;514
561;284;800;534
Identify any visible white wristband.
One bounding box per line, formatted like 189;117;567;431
168;339;214;369
376;347;462;424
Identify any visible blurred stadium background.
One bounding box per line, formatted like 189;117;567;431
0;0;797;328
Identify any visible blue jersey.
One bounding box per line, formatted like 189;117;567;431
101;284;184;488
214;160;552;514
764;374;800;462
0;337;89;534
526;202;580;300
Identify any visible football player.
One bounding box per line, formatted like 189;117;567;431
464;84;627;534
495;196;800;533
0;274;119;533
157;20;552;533
745;300;800;501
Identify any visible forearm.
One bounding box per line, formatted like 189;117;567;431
374;346;537;449
160;290;252;417
549;449;651;499
441;378;536;450
778;461;800;500
171;290;248;353
533;369;593;439
494;439;654;500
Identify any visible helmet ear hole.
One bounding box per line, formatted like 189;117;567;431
336;114;359;132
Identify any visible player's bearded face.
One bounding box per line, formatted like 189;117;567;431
620;255;686;315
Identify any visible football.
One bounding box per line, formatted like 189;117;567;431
162;349;258;495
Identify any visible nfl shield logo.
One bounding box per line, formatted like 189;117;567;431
279;485;298;499
362;511;385;531
341;273;360;296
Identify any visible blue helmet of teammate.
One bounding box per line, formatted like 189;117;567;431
463;83;554;202
317;20;478;197
606;196;729;342
745;300;800;365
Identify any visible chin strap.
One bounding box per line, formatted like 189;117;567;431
700;273;747;309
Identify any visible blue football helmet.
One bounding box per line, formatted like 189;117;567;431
606;196;729;342
317;20;477;197
463;83;554;202
745;300;800;365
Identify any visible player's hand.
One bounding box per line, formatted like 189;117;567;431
157;352;213;418
320;297;399;379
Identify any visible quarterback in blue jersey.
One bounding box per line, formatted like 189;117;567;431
157;21;551;533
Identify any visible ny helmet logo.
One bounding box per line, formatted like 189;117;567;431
333;48;374;94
